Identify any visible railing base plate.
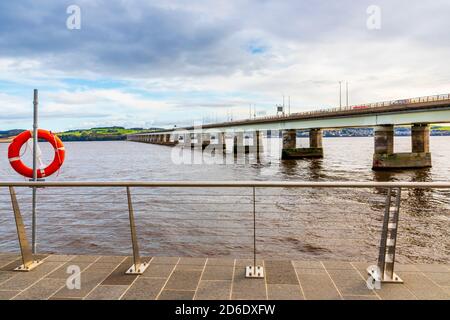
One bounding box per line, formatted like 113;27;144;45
245;265;264;278
126;262;149;275
367;266;403;284
381;272;403;284
14;260;43;272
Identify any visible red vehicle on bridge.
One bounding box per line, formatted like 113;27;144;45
352;105;370;110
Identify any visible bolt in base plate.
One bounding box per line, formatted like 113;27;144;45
245;265;264;278
14;260;43;272
126;262;149;275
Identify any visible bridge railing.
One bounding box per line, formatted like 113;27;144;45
246;93;450;123
1;181;449;281
126;93;450;133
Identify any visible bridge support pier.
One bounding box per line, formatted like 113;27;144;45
190;133;197;149
163;133;176;146
234;132;250;154
281;129;324;160
177;134;184;145
372;124;432;170
255;130;263;154
201;134;211;150
207;132;226;153
182;133;191;148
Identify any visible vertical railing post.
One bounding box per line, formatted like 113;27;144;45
32;89;38;254
246;186;264;278
385;187;402;281
253;186;256;268
9;186;42;271
368;187;403;283
377;187;392;276
125;186;149;275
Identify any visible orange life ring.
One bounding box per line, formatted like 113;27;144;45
8;129;65;178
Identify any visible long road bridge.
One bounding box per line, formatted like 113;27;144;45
127;93;450;169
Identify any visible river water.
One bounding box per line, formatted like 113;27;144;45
0;136;449;263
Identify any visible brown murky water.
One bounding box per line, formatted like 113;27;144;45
0;136;449;263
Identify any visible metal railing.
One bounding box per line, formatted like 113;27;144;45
249;93;450;122
127;93;450;135
1;181;449;281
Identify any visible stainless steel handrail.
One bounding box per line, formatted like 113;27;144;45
128;93;450;134
1;181;450;188
2;180;449;281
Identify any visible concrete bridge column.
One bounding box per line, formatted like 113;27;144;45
255;130;263;155
172;134;179;145
178;133;183;144
310;129;323;148
281;129;324;160
218;132;226;151
207;132;226;153
202;133;211;150
254;130;263;162
374;125;394;155
282;129;296;149
189;133;195;148
412;124;430;153
192;133;202;149
182;133;190;148
233;132;247;154
372;124;431;169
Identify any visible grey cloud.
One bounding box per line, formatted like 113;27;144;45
0;110;109;120
2;0;448;79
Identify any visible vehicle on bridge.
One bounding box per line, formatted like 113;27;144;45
352;105;370;110
391;99;410;105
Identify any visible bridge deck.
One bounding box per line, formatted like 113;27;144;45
0;253;449;300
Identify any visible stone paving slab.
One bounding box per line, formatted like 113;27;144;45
142;258;178;278
13;278;66;300
201;265;234;281
101;257;138;286
267;284;304;300
122;277;167;300
0;253;448;300
195;280;232;300
296;272;341;300
264;260;298;285
85;285;128;300
327;269;377;296
158;289;195;300
165;270;203;291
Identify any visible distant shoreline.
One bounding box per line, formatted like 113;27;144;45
1;125;449;143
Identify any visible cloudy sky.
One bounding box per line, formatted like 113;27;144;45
1;0;449;131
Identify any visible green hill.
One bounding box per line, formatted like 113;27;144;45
56;127;162;141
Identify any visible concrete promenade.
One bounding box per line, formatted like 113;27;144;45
0;253;449;300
